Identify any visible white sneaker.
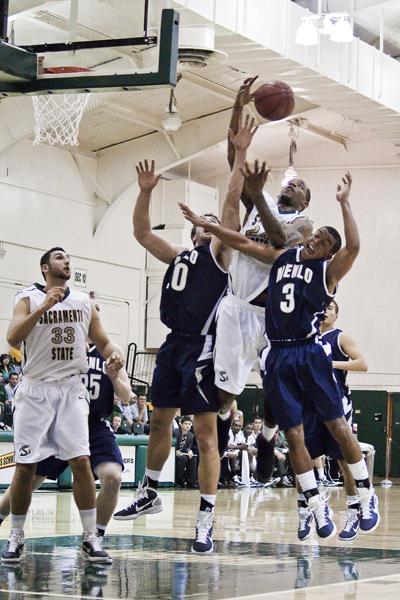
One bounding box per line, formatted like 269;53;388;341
1;530;25;563
82;533;112;563
191;510;214;554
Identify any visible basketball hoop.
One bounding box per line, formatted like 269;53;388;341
32;67;91;146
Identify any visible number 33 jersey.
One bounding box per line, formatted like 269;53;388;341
160;245;228;337
266;248;336;342
15;283;91;381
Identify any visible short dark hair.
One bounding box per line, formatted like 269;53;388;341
331;299;339;315
190;213;220;244
305;187;311;204
9;372;18;379
180;415;192;424
324;226;342;254
40;247;66;281
253;415;262;421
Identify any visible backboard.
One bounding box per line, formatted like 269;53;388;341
0;0;179;96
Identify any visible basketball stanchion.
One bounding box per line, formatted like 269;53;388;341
380;436;392;487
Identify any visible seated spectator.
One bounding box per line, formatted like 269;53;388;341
274;430;293;487
8;344;23;375
119;393;137;427
0;373;7;405
0;354;12;384
111;414;131;435
231;400;244;428
175;416;197;489
220;420;247;486
252;416;263;437
5;372;19;402
131;394;148;425
243;423;258;475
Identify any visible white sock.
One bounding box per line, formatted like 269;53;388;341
79;508;96;535
145;468;161;482
201;495;216;506
297;493;306;502
262;424;278;442
297;470;318;494
317;468;324;479
218;410;231;421
347;459;370;483
10;513;26;533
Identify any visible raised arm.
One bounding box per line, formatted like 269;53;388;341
133;160;186;265
7;288;65;347
211;115;258;269
326;172;359;291
334;332;368;372
179;203;283;265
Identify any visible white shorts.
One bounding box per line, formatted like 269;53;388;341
13;375;90;464
214;294;267;395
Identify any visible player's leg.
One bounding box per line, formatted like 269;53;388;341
113;406;177;520
0;475;47;525
95;462;122;533
191;411;219;554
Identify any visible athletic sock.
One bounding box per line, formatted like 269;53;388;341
346;495;361;510
199;495;216;512
317;467;324;480
79;508;97;535
296;471;319;501
217;412;232;456
145;468;161;490
297;493;308;509
347;459;371;490
96;525;106;537
217;410;231;421
261;424;278;442
10;513;27;533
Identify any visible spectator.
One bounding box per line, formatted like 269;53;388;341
0;354;12;384
0;373;6;405
131;394;148;425
231;400;244;428
111;414;130;435
274;430;293;487
252;416;263;437
4;373;19;403
119;396;134;427
222;420;247;485
175;416;197;489
8;344;23;375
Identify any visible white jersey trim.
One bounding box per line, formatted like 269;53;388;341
323;260;337;298
209;242;229;274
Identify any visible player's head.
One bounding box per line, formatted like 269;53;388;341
40;247;70;282
190;213;220;246
301;226;342;260
278;178;310;212
324;300;339;326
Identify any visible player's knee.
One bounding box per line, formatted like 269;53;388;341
101;470;122;492
327;418;352;443
285;427;303;448
217;389;235;412
15;463;36;479
69;455;91;474
196;432;218;455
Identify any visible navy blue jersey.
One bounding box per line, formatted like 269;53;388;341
266;247;336;342
160;244;228;336
83;346;114;423
320;328;350;397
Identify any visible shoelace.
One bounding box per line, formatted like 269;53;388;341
298;510;312;531
343;510;359;532
196;514;213;544
6;531;23;553
360;494;374;520
312;501;330;527
86;533;105;553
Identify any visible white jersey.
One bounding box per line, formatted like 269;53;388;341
15;284;91;382
228;193;303;302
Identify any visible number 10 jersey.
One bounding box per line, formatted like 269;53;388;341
15;283;91;381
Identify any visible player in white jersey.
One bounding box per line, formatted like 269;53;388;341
1;247;124;565
215;79;313;444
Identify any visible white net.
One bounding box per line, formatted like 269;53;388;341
32;93;90;146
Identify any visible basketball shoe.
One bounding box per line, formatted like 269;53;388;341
359;488;380;533
308;495;336;539
191;509;214;554
297;508;313;541
113;477;162;520
1;530;25;563
82;532;111;563
338;508;361;541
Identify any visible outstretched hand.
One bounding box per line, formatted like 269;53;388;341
336;171;352;204
228;113;258;152
240;160;271;197
178;203;211;228
136;159;161;192
234;75;258;109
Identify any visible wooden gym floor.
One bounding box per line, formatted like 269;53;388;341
0;485;399;599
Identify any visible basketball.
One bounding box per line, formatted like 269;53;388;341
253;81;295;121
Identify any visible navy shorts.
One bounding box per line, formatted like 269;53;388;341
151;332;219;414
262;340;344;431
304;395;352;460
36;420;124;481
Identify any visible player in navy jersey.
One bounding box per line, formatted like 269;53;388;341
180;165;380;541
114;117;257;554
298;299;368;541
0;342;132;558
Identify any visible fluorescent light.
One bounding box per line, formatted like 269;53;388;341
282;166;298;187
330;16;353;43
295;18;319;46
162;105;182;132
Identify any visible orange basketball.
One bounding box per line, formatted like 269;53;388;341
253;81;295;121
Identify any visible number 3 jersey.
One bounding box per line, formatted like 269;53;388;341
266;247;336;342
15;283;91;381
160;244;228;336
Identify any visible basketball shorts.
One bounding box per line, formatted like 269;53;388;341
36;420;124;480
214;294;266;395
262;340;344;431
13;375;90;464
304;394;353;460
151;332;219;414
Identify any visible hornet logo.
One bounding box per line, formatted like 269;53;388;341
19;445;31;457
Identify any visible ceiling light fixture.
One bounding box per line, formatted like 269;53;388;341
329;14;353;43
162;88;182;132
296;11;353;46
295;15;319;46
282;122;299;187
